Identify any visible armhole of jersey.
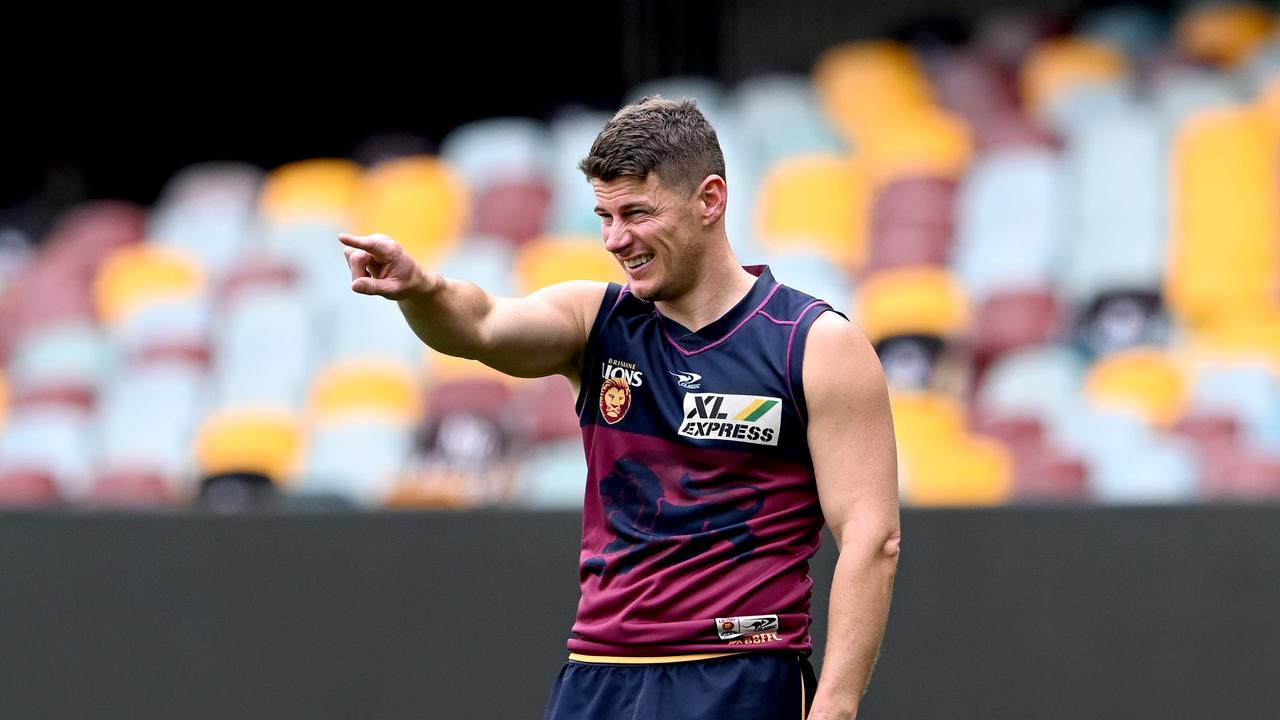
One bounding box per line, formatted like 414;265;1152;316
575;283;625;419
787;304;847;428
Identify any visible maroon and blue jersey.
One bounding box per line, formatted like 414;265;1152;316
568;265;839;657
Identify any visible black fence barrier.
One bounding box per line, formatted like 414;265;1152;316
2;506;1279;719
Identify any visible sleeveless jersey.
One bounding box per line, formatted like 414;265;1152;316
569;265;838;656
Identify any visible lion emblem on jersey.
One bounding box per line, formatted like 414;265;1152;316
599;377;632;424
583;457;765;579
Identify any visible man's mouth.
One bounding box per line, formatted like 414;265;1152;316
623;254;654;270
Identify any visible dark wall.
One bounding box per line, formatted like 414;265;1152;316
2;506;1279;719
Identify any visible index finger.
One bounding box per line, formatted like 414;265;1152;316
338;233;395;262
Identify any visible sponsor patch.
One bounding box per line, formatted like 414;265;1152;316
715;614;780;641
679;393;782;446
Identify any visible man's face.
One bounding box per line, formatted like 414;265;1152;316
602;386;627;420
592;172;706;302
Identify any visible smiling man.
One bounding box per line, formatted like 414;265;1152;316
339;96;899;720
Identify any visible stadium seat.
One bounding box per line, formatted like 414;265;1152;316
194;408;304;485
859;108;974;186
507;375;580;446
813;41;934;147
299;420;414;506
856;267;968;344
440;117;553;190
149;162;263;277
1021;38;1129;118
1175;3;1276;67
970;289;1060;365
977;345;1088;429
513;236;623;293
92;244;207;329
756;154;870;269
307;358;423;426
1167;107;1279;327
513;438;588;508
1084;349;1187;428
1190;362;1280;452
1060;106;1166;303
98;363;207;482
1089;436;1199;503
472;179;553;247
86;468;176;508
548;110;613;236
259;158;362;223
353;156;468;265
954;148;1063;299
0;407;95;499
0;468;60;508
213;286;312;411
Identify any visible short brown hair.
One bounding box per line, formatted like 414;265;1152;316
578;96;726;196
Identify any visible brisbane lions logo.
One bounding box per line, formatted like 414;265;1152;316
599;377;632;424
583;457;764;580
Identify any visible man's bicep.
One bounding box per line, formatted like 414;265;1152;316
803;313;899;546
479;281;608;380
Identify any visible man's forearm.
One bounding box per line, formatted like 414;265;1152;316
808;536;898;718
396;275;496;360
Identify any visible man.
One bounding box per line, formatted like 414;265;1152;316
340;97;899;720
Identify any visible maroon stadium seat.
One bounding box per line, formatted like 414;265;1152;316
871;177;957;230
87;468;176;508
864;223;953;272
1200;444;1280;500
0;468;60;507
471;180;553;247
510;375;582;445
971;289;1060;366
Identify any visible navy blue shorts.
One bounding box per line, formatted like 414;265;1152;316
543;651;817;720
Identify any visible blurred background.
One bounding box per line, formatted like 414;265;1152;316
4;1;1280;718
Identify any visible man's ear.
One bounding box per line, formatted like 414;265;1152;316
696;175;727;226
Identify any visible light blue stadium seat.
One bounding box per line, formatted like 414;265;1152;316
299;420;413;506
97;363;208;485
955;149;1065;299
212;287;312;411
757;248;855;309
1192;363;1280;452
548;109;613;236
1089;435;1200;504
0;407;95;499
1061;107;1167;301
8;321;106;392
513;438;587;508
977;345;1087;428
150;162;263;278
440;117;553;192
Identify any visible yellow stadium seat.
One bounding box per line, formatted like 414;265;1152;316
813;41;934;146
92;245;206;327
353;156;469;265
1167;107;1280;326
904;433;1014;506
194;408;304;483
513;236;624;294
1193;303;1280;371
756;154;870;268
308;359;424;425
259;158;363;222
859;108;973;186
890;390;966;453
1084;349;1188;428
1176;3;1277;67
1021;38;1128;115
426;348;527;386
856;267;969;343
